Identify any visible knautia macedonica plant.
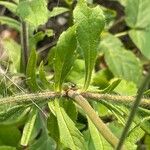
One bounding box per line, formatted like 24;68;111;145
0;0;150;150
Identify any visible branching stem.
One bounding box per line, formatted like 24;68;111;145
0;91;150;108
67;90;126;149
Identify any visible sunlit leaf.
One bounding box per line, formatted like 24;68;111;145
125;0;150;59
73;0;105;90
54;26;77;91
104;48;142;84
54;100;86;150
16;0;48;29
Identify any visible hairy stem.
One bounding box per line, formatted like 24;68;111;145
116;71;150;150
0;91;150;108
0;91;61;105
21;21;29;72
81;92;150;109
67;90;126;149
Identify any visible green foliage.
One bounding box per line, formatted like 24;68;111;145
0;1;17;14
16;0;48;29
125;0;150;59
54;100;86;150
54;26;77;91
21;109;37;146
1;38;21;73
104;48;142;84
74;0;105;90
26;49;40;91
0;0;150;149
0;16;20;31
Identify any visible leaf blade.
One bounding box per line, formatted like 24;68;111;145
73;1;105;90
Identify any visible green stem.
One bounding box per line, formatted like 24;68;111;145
116;71;150;150
67;90;126;149
21;21;29;72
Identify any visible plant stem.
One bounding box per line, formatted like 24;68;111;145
115;31;128;37
21;21;29;72
67;90;126;149
116;71;150;150
0;91;61;105
0;91;150;108
81;92;150;109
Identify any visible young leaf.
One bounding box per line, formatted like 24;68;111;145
16;0;48;29
0;16;21;31
54;100;86;150
39;61;53;89
104;48;142;84
54;26;77;91
73;0;105;90
21;109;37;146
49;7;69;18
26;49;40;91
0;1;17;14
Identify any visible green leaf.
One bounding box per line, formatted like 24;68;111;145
30;30;53;50
0;105;30;125
114;80;137;96
0;16;20;31
0;1;17;14
88;118;113;150
73;0;105;90
26;49;40;91
49;7;69;18
54;26;77;91
128;29;150;59
104;48;142;84
125;0;150;59
21;109;37;146
2;38;21;73
29;113;56;150
125;0;150;28
134;108;150;134
59;98;77;122
0;125;21;147
16;0;48;29
47;113;59;142
0;146;16;150
99;78;121;93
54;100;86;150
99;33;124;52
92;68;113;89
67;59;85;85
39;61;52;89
